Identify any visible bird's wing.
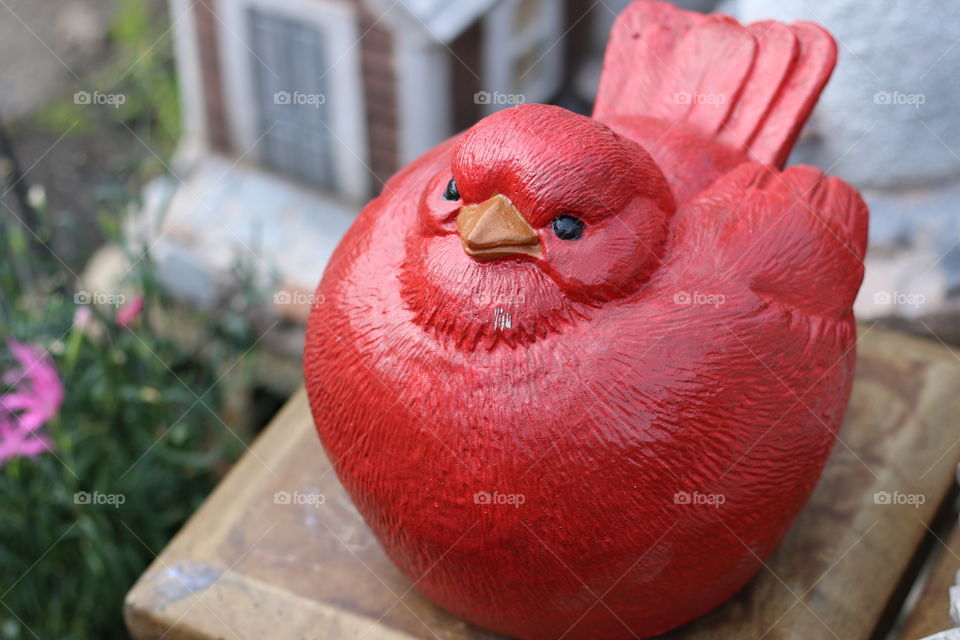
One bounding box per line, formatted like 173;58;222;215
669;162;867;316
594;1;836;168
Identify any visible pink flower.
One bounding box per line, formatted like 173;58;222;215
116;296;144;329
73;305;92;331
0;341;63;463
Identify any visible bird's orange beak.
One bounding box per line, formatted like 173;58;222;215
456;194;541;260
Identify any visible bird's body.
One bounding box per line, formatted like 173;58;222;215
304;2;867;638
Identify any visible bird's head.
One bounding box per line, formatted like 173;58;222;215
400;104;675;349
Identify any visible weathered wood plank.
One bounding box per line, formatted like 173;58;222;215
125;326;960;640
899;520;960;639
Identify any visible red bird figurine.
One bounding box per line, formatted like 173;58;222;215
304;2;867;638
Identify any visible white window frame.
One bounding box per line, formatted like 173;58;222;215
481;0;565;116
169;0;207;153
395;32;453;164
217;0;369;202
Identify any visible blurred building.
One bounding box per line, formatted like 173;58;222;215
137;0;602;322
132;0;960;340
171;0;576;199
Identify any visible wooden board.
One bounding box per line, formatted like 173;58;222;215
899;519;960;639
125;326;960;640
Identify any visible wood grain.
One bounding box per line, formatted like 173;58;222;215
125;326;960;639
899;518;960;640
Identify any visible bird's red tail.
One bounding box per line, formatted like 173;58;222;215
593;1;837;169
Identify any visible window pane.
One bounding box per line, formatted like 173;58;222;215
247;8;335;190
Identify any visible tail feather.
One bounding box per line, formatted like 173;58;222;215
715;22;799;150
673;17;756;135
741;22;837;168
596;0;697;121
594;1;837;169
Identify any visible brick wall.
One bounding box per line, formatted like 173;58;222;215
356;2;399;194
193;0;231;153
450;20;484;133
190;0;400;197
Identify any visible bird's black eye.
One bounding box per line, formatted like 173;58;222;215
443;177;460;201
552;215;585;240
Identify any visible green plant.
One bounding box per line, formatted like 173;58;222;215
36;0;181;156
0;203;256;640
108;0;182;150
0;180;265;639
0;3;258;636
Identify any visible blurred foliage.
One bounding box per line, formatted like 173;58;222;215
36;0;181;157
0;268;248;640
0;2;259;639
109;0;181;149
0;205;255;640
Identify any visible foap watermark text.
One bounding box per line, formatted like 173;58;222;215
474;491;525;508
